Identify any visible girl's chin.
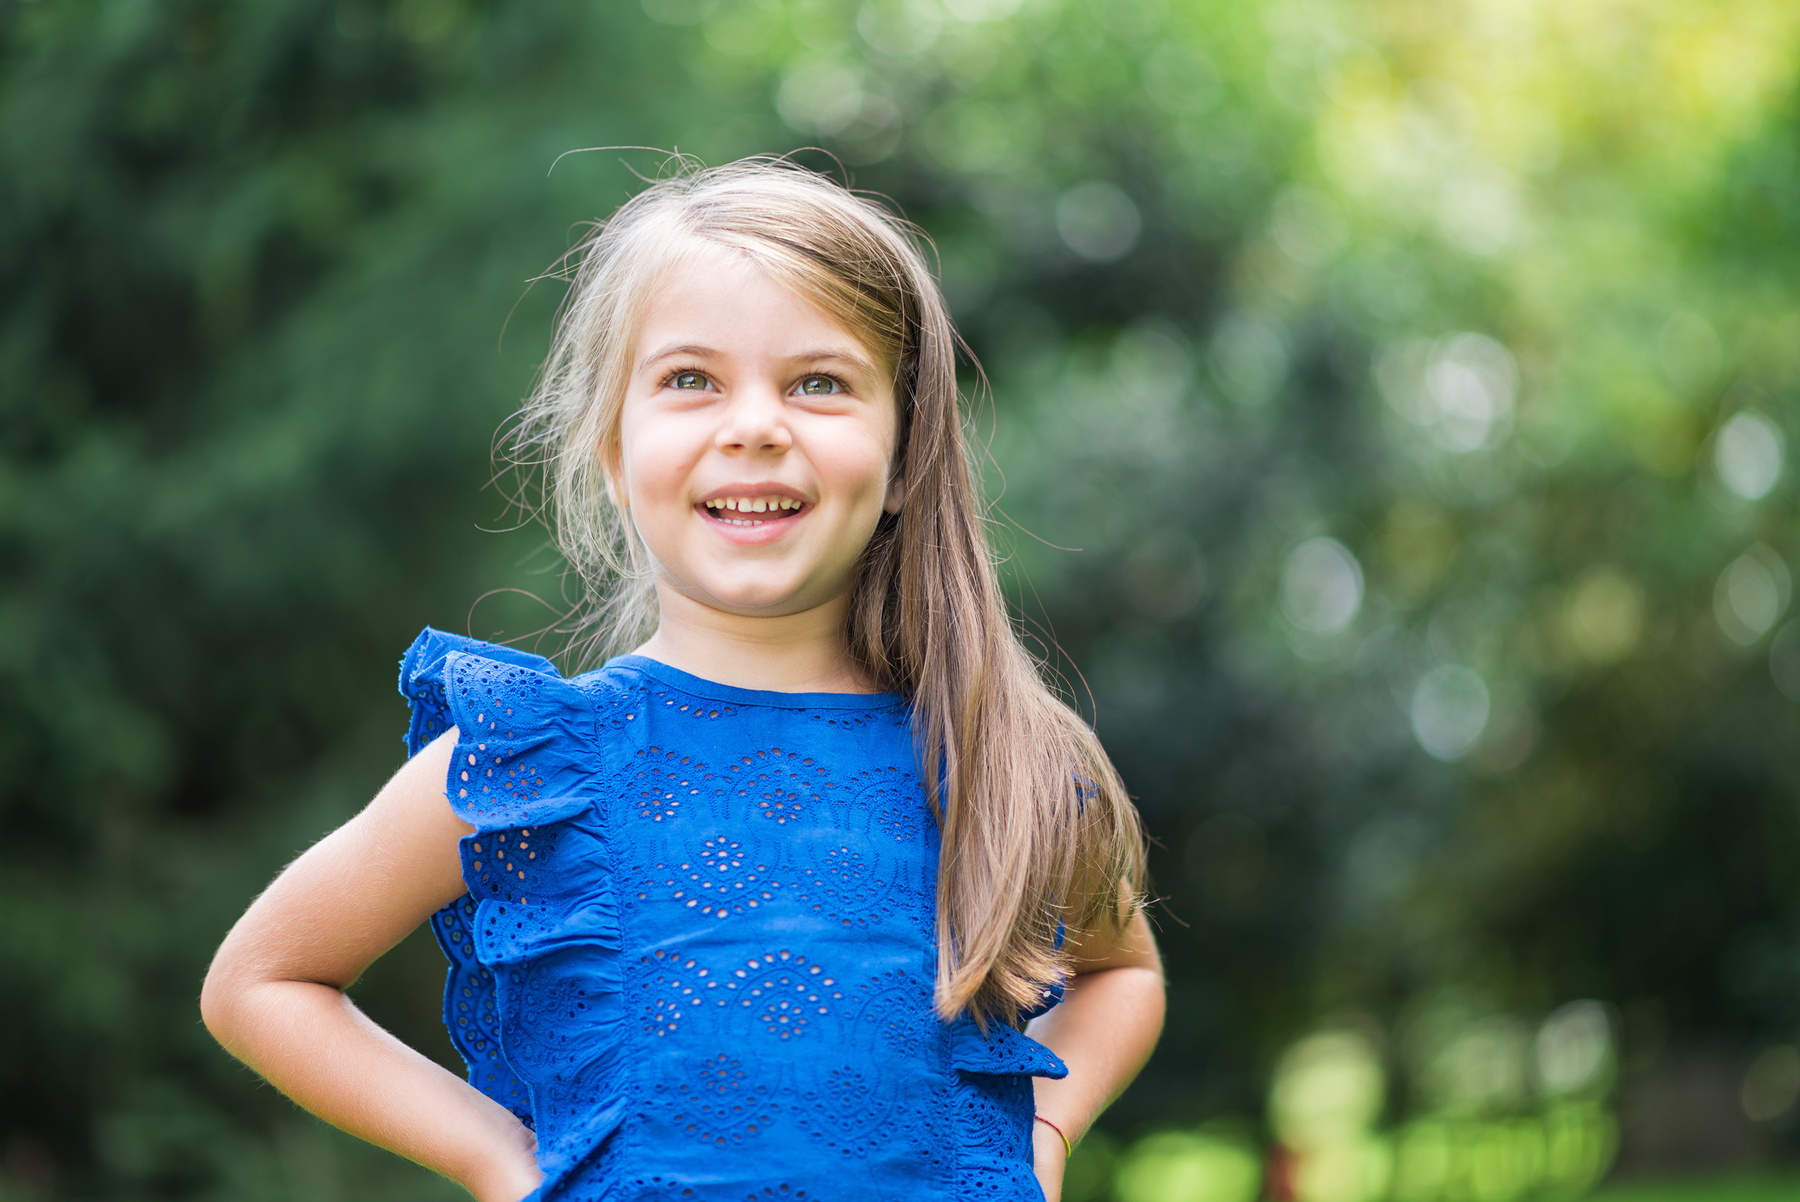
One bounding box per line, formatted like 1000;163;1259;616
662;573;845;619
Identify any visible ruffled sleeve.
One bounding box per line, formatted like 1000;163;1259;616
948;1016;1068;1079
397;628;624;1148
400;627;601;833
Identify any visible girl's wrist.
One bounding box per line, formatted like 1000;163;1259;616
1033;1114;1074;1159
457;1108;541;1202
1032;1120;1069;1202
467;1157;542;1202
1033;1115;1074;1164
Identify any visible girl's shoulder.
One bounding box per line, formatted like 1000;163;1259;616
397;627;644;831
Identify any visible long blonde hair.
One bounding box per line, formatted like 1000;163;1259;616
508;157;1146;1025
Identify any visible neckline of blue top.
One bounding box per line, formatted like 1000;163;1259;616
602;653;908;711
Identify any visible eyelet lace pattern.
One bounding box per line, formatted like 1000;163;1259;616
401;630;1066;1201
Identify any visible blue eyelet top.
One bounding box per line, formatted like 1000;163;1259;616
399;629;1066;1201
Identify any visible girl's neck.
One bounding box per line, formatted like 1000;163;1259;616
631;585;878;695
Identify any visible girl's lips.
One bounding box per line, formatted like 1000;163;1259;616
695;500;809;545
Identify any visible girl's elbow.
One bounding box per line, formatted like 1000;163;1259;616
199;941;256;1050
1129;962;1168;1037
199;960;236;1045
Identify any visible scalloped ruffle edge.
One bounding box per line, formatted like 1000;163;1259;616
400;628;629;1195
948;1015;1067;1198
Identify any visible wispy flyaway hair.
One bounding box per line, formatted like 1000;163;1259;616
507;156;1146;1025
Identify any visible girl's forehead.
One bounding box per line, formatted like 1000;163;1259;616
633;239;887;367
649;238;777;303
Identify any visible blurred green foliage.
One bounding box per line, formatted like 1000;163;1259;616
5;0;1800;1196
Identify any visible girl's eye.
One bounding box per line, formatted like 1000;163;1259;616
797;375;842;396
671;371;709;390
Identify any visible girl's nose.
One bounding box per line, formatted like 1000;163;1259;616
715;382;792;455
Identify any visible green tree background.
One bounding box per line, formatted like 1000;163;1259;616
5;0;1800;1197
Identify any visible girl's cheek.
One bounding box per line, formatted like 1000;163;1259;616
620;417;702;495
807;421;897;482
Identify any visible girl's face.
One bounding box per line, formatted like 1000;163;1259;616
615;244;903;621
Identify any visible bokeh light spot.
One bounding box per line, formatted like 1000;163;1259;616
1271;1030;1386;1148
1055;181;1142;262
1714;545;1790;645
1425;1015;1529;1112
1114;1130;1262;1202
1741;1045;1800;1123
1562;568;1644;664
1424;333;1516;452
1281;538;1363;635
776;62;865;135
856;0;941;57
1770;619;1800;702
1376;332;1516;452
1436;174;1522;258
1534;1001;1614;1097
1714;410;1784;500
1410;665;1489;761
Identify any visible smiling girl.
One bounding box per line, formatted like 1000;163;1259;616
201;159;1163;1202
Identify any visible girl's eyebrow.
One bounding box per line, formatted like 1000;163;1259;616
785;347;880;375
638;342;717;370
637;342;880;376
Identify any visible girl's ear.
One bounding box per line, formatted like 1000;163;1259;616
883;472;905;515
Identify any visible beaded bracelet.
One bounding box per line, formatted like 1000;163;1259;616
1033;1115;1073;1158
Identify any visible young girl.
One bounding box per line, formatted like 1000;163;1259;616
201;159;1164;1202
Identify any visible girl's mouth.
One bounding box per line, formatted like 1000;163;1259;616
698;496;809;527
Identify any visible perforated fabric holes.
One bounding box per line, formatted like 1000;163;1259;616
655;1052;780;1148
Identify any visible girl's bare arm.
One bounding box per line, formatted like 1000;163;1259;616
200;729;543;1202
1025;905;1166;1202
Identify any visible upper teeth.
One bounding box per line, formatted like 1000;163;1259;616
704;497;803;513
